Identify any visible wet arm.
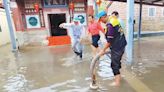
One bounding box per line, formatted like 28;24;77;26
87;27;92;36
97;22;105;34
99;24;114;56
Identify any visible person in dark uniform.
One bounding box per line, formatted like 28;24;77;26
98;10;127;86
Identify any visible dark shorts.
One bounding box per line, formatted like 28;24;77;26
92;34;100;48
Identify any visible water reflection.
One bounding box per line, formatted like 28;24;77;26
30;79;89;92
1;36;164;92
1;50;29;92
3;74;28;92
98;55;114;80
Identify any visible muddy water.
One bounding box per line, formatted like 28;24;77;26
0;36;164;92
130;36;164;92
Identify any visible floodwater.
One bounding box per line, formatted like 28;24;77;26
0;36;164;92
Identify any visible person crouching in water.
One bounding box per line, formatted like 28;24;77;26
88;15;105;56
98;11;127;86
59;17;84;59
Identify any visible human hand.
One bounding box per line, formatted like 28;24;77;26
59;23;64;28
98;49;106;56
78;38;82;43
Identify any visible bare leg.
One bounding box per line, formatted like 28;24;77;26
114;74;121;86
110;74;121;87
91;45;100;56
91;45;96;56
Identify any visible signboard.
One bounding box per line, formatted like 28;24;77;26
0;0;2;4
74;3;86;12
88;0;94;6
10;1;18;8
25;15;41;28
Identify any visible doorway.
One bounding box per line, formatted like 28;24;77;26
49;14;67;36
48;13;71;46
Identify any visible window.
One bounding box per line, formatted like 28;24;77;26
44;0;67;7
148;7;156;17
163;8;164;16
0;25;2;32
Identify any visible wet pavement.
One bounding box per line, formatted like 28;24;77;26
0;36;164;92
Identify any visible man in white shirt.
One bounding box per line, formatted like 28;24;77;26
59;17;84;59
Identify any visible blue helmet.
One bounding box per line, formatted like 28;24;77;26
98;10;107;18
73;17;79;22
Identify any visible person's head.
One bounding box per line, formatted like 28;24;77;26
98;10;108;23
88;15;94;23
73;17;79;25
111;11;119;18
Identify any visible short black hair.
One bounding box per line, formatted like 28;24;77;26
112;11;119;16
88;15;94;18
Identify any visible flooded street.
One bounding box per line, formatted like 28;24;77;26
0;36;164;92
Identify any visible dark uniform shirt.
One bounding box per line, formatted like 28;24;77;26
105;23;127;52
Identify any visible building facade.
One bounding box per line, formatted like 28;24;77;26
106;2;164;32
88;1;164;32
0;0;17;46
11;0;87;46
1;0;164;46
0;8;13;46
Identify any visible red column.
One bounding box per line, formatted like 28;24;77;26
87;0;94;16
12;8;24;31
88;6;94;16
11;1;24;31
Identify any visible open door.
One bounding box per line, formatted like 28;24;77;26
48;14;71;46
